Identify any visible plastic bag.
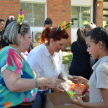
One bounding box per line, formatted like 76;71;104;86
61;80;88;99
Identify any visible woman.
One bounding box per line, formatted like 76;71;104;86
0;21;60;108
85;23;97;64
44;18;53;29
0;16;16;49
69;28;92;80
27;26;69;108
85;22;96;34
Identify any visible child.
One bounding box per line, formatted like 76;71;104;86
71;27;108;108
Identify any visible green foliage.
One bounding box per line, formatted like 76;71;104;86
62;53;73;71
62;54;73;64
83;20;90;27
62;54;73;71
103;21;108;28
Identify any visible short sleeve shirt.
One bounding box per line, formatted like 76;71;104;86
89;56;108;103
0;46;38;108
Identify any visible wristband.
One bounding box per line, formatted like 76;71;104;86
35;78;39;88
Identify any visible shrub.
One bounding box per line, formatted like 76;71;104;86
62;54;73;64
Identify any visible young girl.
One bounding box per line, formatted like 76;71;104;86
71;27;108;108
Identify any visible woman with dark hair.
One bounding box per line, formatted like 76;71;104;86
85;23;98;64
5;16;17;30
69;28;92;80
44;18;53;29
0;16;16;49
27;26;70;108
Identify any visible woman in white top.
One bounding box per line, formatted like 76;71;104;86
27;26;70;108
71;27;108;108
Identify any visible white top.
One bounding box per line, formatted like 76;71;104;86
89;56;108;103
27;43;62;78
21;51;28;61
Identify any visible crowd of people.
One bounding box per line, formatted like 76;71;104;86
1;14;108;108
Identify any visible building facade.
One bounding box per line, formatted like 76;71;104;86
0;0;104;45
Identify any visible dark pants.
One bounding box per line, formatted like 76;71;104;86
32;89;51;108
11;105;32;108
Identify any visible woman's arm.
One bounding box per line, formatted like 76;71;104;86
2;69;59;92
72;88;108;108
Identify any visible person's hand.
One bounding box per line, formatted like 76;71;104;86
71;76;89;88
71;96;84;106
71;76;86;84
44;77;59;89
52;84;65;93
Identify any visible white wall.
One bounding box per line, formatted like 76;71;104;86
71;28;77;42
103;2;108;9
20;0;46;3
30;27;44;32
71;0;93;6
71;0;93;43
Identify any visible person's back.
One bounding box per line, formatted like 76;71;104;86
69;28;92;79
69;41;92;79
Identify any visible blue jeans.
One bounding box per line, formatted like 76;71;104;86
11;105;32;108
32;89;51;108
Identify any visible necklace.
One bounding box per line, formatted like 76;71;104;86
50;56;55;70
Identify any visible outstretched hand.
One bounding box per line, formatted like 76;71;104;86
70;76;89;87
71;76;84;84
71;96;84;106
52;84;65;93
44;77;59;89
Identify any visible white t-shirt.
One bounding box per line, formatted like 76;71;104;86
27;43;62;78
89;56;108;103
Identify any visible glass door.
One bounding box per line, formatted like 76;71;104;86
71;6;91;28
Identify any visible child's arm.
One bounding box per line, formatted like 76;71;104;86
70;76;89;88
72;88;108;108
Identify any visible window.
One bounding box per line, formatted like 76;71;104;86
20;2;45;27
71;6;91;28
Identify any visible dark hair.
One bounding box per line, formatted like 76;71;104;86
77;28;85;47
4;16;16;30
86;27;108;49
44;18;53;27
0;19;4;22
0;16;16;49
41;27;69;44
